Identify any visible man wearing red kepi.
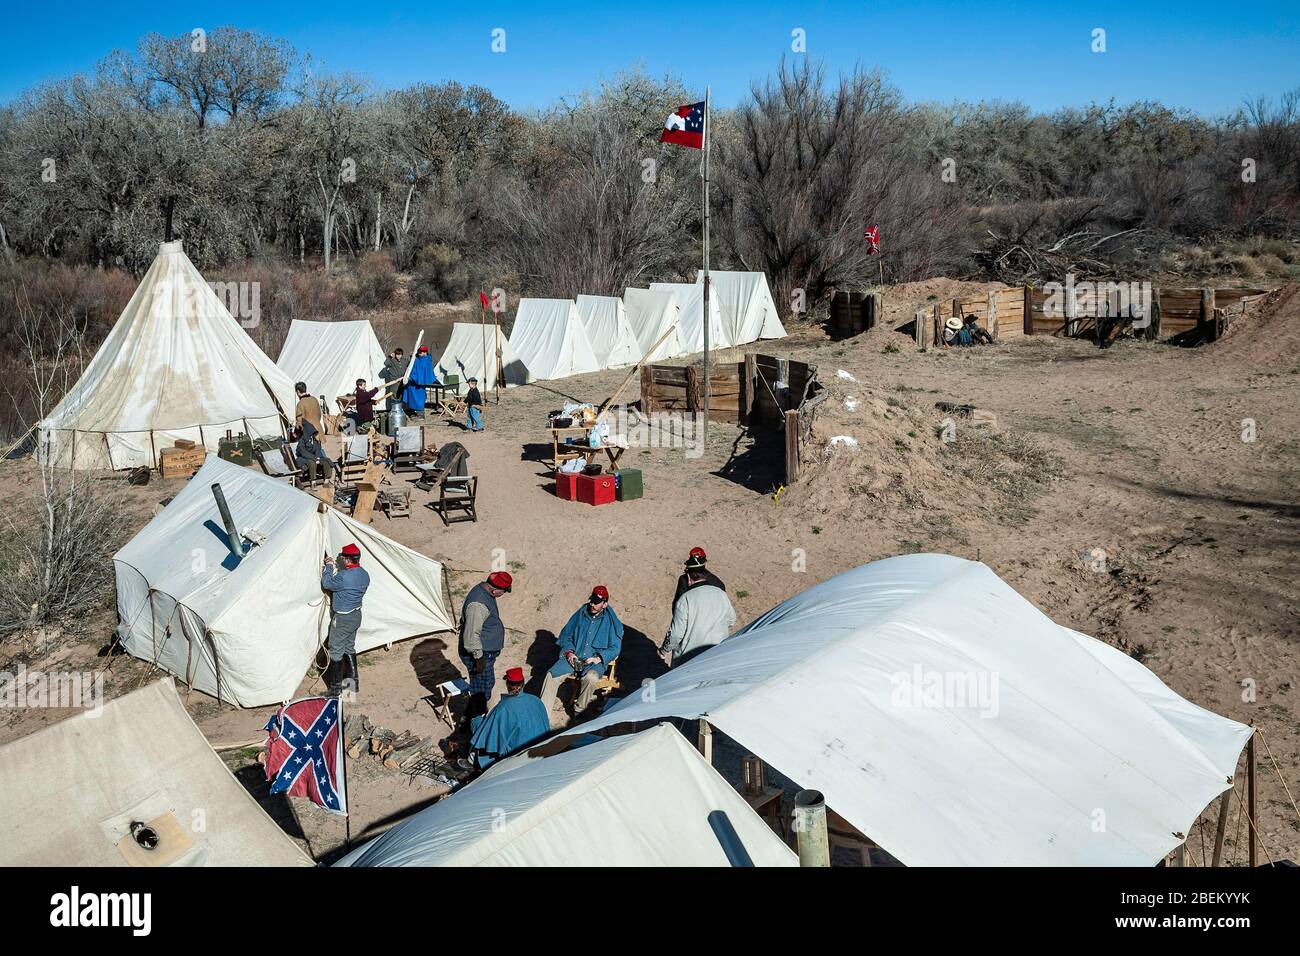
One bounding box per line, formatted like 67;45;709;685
540;584;623;724
462;666;549;770
458;570;513;724
672;546;726;610
322;543;370;696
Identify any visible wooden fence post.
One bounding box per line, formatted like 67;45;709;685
933;303;944;348
987;290;999;342
1023;285;1033;336
784;409;800;484
640;365;654;416
1200;288;1217;343
915;309;926;349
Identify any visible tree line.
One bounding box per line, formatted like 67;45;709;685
1;27;1297;318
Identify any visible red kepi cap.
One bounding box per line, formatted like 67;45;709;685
590;585;609;603
505;667;525;683
487;571;513;592
341;543;361;559
685;546;707;569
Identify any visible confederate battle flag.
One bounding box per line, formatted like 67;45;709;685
264;696;348;816
660;101;705;149
864;225;880;254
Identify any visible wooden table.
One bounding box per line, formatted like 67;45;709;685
550;425;624;473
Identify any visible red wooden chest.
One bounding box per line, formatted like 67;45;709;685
575;472;616;506
555;471;579;500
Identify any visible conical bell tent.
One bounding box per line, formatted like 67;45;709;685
39;240;297;470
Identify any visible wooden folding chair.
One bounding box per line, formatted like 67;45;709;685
256;443;304;487
433;474;477;526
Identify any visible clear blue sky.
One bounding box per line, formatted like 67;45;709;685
2;1;1296;115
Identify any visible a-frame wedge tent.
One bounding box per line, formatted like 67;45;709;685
277;319;387;413
507;298;601;381
695;270;787;346
649;281;730;353
0;679;311;866
623;287;684;360
436;322;530;391
575;294;642;368
113;456;454;707
38;240;296;470
336;723;796;867
546;553;1253;867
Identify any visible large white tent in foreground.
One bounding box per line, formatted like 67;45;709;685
277;319;386;412
436;322;531;391
649;281;729;353
575;294;642;368
698;270;788;345
336;723;796;867
114;456;454;706
508;298;601;381
623;287;684;360
39;240;296;470
0;679;311;866
548;554;1252;866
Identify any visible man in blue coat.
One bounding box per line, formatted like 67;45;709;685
539;585;622;723
402;344;439;417
462;667;549;769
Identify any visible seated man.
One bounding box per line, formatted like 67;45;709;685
962;314;994;345
293;420;334;483
462;667;549;769
539;585;622;722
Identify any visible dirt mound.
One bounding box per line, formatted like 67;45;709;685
1210;282;1300;366
778;374;1063;533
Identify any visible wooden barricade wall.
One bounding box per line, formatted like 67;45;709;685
640;362;743;424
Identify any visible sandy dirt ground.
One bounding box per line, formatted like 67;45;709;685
3;282;1297;866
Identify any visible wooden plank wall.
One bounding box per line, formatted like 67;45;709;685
640;362;742;424
828;291;881;339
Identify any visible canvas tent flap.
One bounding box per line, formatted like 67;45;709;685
336;723;796;867
39;240;296;470
649;282;730;352
696;270;787;345
113;456;452;706
576;295;642;368
550;553;1251;867
624;288;684;360
436;322;530;391
278;319;386;413
0;678;311;866
507;299;601;381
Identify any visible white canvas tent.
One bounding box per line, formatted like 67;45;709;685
550;554;1252;867
336;724;796;867
114;456;454;707
0;679;311;866
436;322;530;391
624;288;684;361
508;298;601;381
696;270;787;345
649;281;730;353
39;240;296;470
575;295;642;368
277;319;387;413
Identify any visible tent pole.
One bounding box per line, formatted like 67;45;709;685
1211;786;1232;867
1247;730;1257;867
701;85;711;446
480;305;488;401
492;310;502;402
696;718;713;765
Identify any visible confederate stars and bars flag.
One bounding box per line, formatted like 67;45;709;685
264;696;348;816
660;101;705;149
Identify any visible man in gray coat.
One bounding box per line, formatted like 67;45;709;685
659;570;736;668
458;571;513;723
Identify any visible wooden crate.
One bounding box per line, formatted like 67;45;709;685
159;446;206;479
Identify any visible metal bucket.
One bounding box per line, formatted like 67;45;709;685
388;403;406;436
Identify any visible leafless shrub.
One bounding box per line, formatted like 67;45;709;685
0;293;131;639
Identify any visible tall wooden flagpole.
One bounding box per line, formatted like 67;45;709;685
701;86;711;441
